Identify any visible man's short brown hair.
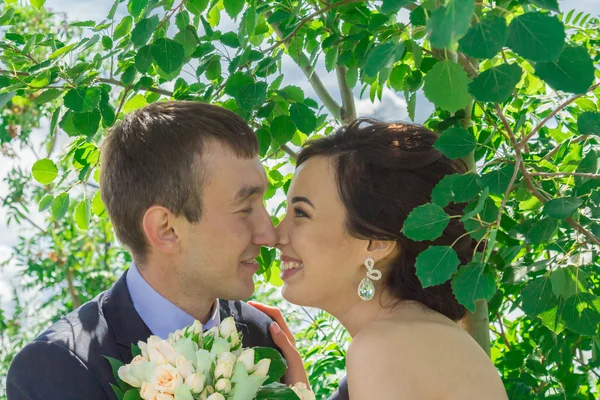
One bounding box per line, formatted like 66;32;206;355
100;101;259;265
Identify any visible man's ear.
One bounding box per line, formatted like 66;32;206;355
366;240;398;263
142;206;181;254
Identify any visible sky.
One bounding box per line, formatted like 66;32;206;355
1;0;600;315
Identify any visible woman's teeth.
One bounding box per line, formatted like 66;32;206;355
280;261;304;271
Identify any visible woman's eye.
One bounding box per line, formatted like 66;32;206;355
240;207;253;215
294;207;308;218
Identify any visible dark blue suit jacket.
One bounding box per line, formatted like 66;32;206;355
6;270;280;399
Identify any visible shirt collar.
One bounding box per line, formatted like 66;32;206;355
126;263;220;339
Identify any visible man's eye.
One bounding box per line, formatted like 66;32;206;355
241;207;253;214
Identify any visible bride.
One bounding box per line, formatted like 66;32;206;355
251;119;508;399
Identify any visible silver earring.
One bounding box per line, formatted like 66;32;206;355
358;258;382;301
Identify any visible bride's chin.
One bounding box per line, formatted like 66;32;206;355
281;284;310;307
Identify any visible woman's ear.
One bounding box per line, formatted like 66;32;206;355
366;240;399;262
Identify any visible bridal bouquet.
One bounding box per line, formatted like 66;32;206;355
105;317;313;400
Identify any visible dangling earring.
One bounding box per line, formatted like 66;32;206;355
358;258;382;301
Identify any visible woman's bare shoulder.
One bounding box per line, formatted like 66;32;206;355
347;317;508;400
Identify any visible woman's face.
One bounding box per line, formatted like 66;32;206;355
275;156;369;313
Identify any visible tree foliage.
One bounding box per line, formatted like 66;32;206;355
1;0;600;398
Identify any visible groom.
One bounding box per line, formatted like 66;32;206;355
7;101;280;399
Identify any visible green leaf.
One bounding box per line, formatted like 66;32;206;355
415;246;460;288
527;218;558;245
49;43;76;59
100;100;116;128
92;190;107;217
468;63;523;104
32;158;58;184
75;199;91;230
224;0;244;19
256;127;271;157
431;173;481;207
256;382;301;399
253;347;288;384
128;0;148;19
451;262;496;313
205;58;222;80
237;82;267;111
225;73;254;98
35;89;62;105
402;203;450;241
123;389;142;400
121;66;137;86
433;127;476;159
73;110;101;137
123;94;148;114
539;297;566;334
174;26;198;58
506;12;565;62
134;45;153;73
389;64;409;91
578;112;600;136
30;70;51;88
423;60;472;113
114;16;133;40
521;277;556;318
463;196;497;241
151;38;185;74
550;266;589;300
271;115;296;145
0;7;15;25
39;195;54;212
290;103;317;134
64;86;101;113
30;0;46;10
365;42;404;77
543;197;583;219
530;0;559;11
535;45;595;94
187;0;210;15
479;165;517;195
427;0;475;49
52;192;70;220
102;35;113;50
562;293;600;336
381;0;414;14
458;15;508;59
324;47;339;73
131;15;160;48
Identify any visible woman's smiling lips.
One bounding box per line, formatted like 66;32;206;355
279;255;304;280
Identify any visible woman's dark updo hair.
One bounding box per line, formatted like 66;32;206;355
297;118;480;321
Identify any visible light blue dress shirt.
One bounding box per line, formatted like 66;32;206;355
126;263;220;339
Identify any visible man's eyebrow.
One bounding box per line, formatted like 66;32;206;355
291;196;315;208
232;185;265;204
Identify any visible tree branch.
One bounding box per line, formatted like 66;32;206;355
282;144;299;160
262;0;366;54
530;172;600;179
336;65;356;124
266;12;342;121
519;82;600;148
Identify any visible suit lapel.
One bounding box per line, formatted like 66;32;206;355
219;300;252;345
102;270;153;363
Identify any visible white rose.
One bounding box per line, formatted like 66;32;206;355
147;335;162;348
237;349;255;372
199;385;215;400
157;340;179;365
206;393;225;400
229;331;240;349
214;358;235;379
140;382;159;400
175;355;195;379
118;365;141;388
151;364;183;394
215;378;232;394
291;383;316;400
252;359;271;377
138;341;150;361
217;351;236;363
155;394;175;400
192;320;203;335
185;373;205;394
219;317;237;339
205;326;219;337
168;330;184;345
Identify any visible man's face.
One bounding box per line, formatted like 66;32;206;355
177;142;276;301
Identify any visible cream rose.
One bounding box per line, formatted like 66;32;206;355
151;364;183;394
140;382;159;400
215;378;232;394
237;349;255;372
206;393;226;400
154;394;175;400
252;359;271;377
219;317;237;339
157;340;179;365
291;383;316;400
185;373;205;393
192;320;203;335
175;355;195;379
117;365;141;388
